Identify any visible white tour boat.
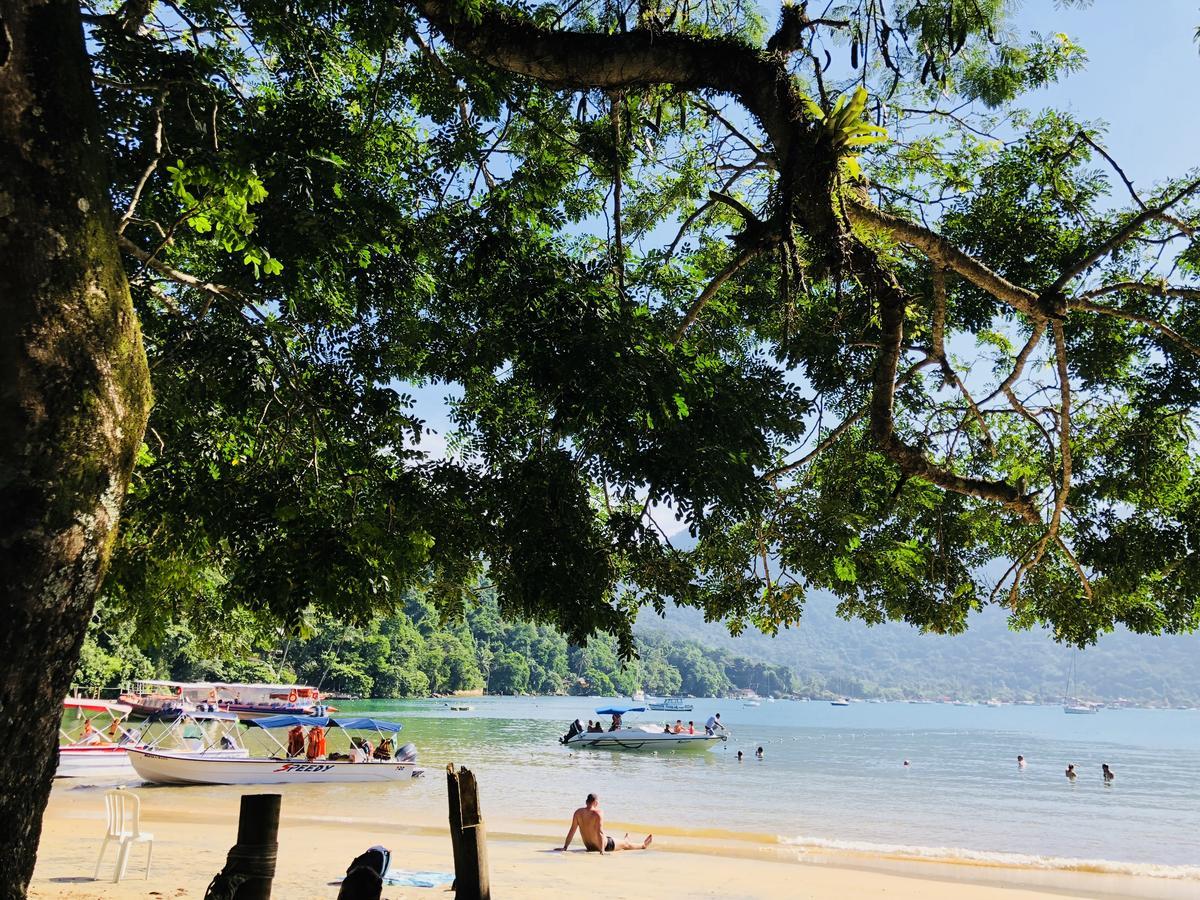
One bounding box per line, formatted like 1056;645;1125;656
127;715;422;785
561;706;726;752
57;698;137;778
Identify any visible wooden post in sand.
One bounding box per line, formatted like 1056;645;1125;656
446;764;490;900
206;793;280;899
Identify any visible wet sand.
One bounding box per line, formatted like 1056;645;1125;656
30;780;1189;899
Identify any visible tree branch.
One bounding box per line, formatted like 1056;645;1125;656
1073;298;1200;359
845;198;1044;319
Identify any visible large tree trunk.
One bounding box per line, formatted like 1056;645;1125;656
0;1;152;896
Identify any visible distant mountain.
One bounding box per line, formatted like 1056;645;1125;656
636;595;1200;706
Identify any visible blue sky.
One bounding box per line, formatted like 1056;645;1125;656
403;2;1200;454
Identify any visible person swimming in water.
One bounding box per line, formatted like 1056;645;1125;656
1102;763;1115;783
755;746;764;759
1065;763;1077;780
736;750;743;762
557;794;652;854
1017;755;1027;769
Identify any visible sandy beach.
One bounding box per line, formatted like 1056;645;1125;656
29;779;1191;900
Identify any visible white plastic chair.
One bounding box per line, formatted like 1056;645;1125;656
94;789;154;882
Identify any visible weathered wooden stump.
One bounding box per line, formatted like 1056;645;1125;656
447;764;491;900
203;793;280;900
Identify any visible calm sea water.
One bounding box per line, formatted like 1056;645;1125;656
330;696;1200;875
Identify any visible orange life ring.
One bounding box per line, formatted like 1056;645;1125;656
288;690;298;703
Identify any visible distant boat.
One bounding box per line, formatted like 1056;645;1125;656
1063;651;1099;715
742;700;761;707
648;697;693;712
830;699;850;707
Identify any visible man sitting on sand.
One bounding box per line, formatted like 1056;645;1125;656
557;794;652;855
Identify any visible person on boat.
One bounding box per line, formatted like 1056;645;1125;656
688;721;695;734
286;724;306;758
1102;763;1115;783
350;740;368;763
704;713;725;736
306;724;327;761
672;720;684;734
1065;763;1077;780
556;794;652;855
756;746;764;759
609;713;623;731
79;719;103;745
663;724;671;733
107;718;123;741
589;721;603;733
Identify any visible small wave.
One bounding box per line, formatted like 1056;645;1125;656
779;835;1200;880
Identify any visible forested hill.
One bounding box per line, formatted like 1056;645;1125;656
636;596;1200;706
78;590;1199;706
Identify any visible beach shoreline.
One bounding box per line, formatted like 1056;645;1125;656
30;780;1196;899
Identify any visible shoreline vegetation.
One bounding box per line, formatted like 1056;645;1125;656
31;783;1196;900
77;590;1196;708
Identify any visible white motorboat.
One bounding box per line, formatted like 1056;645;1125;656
128;749;423;784
57;698;137;778
830;698;850;706
127;715;422;785
648;697;693;712
561;705;725;752
565;725;725;752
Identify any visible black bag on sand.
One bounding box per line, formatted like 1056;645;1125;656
337;845;390;900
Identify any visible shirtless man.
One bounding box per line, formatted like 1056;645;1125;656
557;794;652;854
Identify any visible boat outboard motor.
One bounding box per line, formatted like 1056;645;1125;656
561;718;583;744
395;742;418;764
337;845;390;900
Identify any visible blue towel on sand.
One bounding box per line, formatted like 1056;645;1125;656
382;869;454;888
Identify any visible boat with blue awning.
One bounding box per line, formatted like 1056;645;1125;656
127;714;423;785
561;704;726;752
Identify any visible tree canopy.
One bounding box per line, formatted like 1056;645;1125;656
88;0;1200;652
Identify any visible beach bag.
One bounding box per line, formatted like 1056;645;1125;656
337;845;390;900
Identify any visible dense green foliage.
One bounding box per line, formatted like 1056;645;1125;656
76;590;797;699
80;0;1200;659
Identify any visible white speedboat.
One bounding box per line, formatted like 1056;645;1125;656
565;725;725;752
128;715;422;785
830;698;850;707
57;699;137;778
561;706;725;752
648;697;693;712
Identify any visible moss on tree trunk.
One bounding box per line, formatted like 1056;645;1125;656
0;1;152;896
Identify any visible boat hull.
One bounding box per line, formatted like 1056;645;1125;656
127;749;424;785
56;746;136;779
565;731;725;752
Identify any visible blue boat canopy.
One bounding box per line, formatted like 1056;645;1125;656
245;714;403;733
332;717;404;734
594;705;646;715
245;714;331;729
